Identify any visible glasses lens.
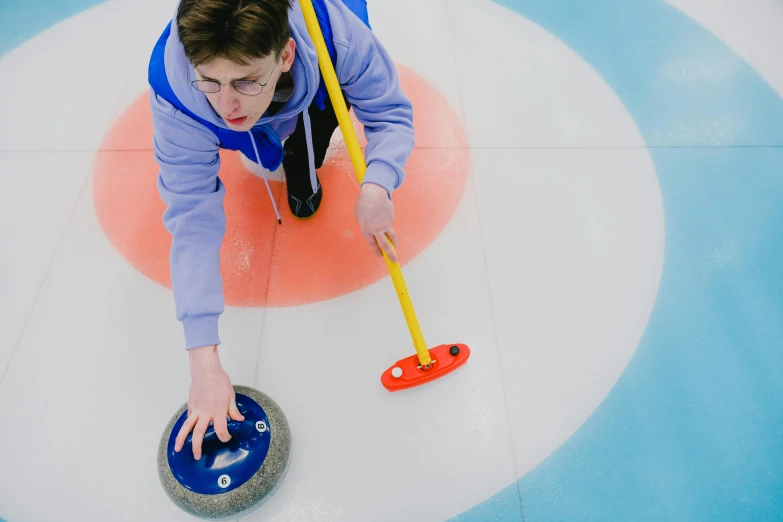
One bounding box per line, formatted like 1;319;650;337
235;81;263;95
192;80;221;93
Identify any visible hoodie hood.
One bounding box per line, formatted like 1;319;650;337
163;1;321;133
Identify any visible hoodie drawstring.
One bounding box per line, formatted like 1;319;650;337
302;109;319;194
247;109;318;225
248;130;282;225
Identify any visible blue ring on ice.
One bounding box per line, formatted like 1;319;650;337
454;1;783;519
0;0;108;58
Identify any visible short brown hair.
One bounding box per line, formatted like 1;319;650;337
176;0;293;67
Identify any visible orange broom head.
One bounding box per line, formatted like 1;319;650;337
381;343;470;392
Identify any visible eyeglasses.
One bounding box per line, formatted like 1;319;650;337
189;58;279;96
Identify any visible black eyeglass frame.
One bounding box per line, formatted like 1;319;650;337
188;56;280;96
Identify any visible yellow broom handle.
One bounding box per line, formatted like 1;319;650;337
297;0;364;180
297;0;431;367
383;255;430;366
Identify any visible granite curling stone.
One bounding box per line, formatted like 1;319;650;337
157;385;292;520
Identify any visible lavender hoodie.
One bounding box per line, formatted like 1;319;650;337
150;0;415;350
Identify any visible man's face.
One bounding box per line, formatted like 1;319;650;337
194;38;296;131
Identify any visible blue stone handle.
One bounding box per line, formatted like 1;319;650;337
184;419;254;446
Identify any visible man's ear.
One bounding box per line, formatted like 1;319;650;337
280;37;296;72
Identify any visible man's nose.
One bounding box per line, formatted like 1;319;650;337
218;84;237;113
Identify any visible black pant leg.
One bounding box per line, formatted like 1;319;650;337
283;92;350;184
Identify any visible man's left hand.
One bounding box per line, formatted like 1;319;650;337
355;183;398;263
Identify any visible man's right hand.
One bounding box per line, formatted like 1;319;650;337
174;345;245;460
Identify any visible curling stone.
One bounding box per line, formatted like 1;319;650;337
157;385;292;520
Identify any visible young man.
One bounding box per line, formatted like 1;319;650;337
148;0;414;459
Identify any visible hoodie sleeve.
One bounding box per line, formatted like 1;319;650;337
329;1;416;197
150;88;226;351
